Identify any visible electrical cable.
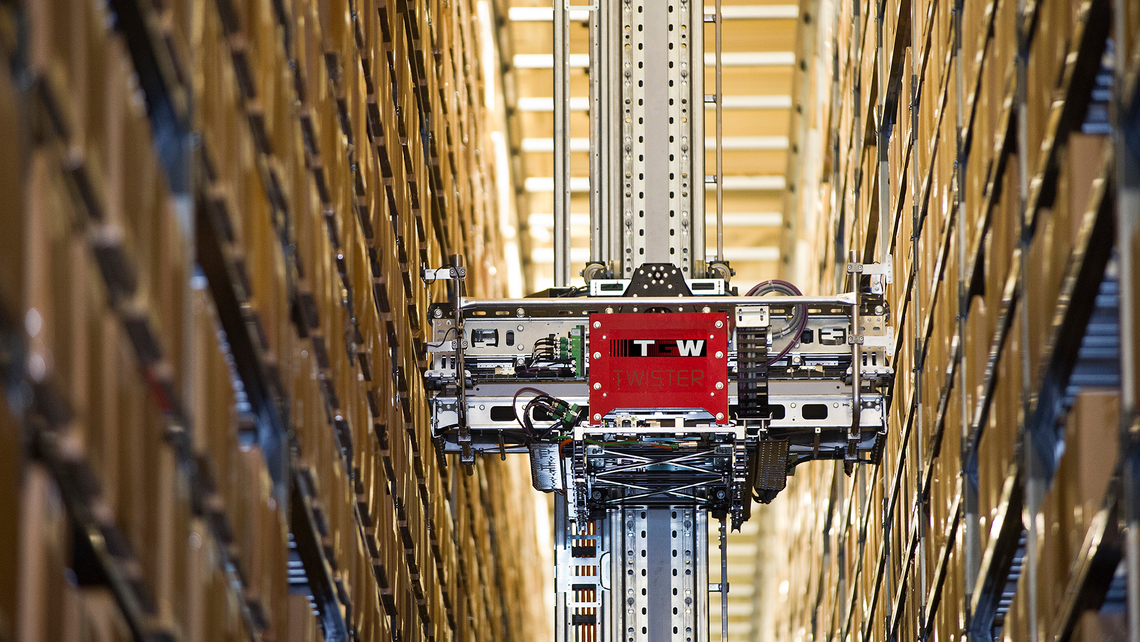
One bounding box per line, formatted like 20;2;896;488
513;386;571;438
746;279;810;366
425;327;459;348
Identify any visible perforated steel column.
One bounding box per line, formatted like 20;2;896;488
612;507;707;642
620;0;699;276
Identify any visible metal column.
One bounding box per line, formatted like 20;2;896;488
1113;0;1140;635
1014;0;1043;634
610;506;708;642
590;0;622;271
620;0;700;275
955;0;981;620
554;0;572;286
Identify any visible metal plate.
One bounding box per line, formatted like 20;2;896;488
588;313;729;422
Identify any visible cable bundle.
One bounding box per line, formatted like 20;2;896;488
746;279;810;366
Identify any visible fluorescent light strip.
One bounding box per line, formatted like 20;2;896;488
512;53;591;68
530;247;593;262
703;4;798;18
516;96;592;111
512;52;794;69
704;51;795;66
707;246;780;261
517;95;791;111
529;212;782;228
705;212;783;226
531;247;779;262
708;95;793;109
519;136;787;152
717;175;787;190
509;5;797;20
524;176;785;192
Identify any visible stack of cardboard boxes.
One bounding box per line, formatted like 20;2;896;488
771;0;1124;637
0;0;545;639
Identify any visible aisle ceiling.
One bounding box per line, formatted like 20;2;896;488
490;0;802;638
496;0;800;293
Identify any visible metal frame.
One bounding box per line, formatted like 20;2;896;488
1114;0;1140;630
554;0;572;286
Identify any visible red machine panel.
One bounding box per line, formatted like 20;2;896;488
588;313;729;423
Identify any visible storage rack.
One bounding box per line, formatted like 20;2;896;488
771;0;1139;637
0;0;546;640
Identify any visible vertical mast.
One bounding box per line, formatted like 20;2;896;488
574;0;704;278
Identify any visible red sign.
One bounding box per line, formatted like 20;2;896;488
588;313;729;423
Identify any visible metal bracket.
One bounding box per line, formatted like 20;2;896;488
860;329;895;355
735;305;770;328
422;266;467;282
845;258;892;294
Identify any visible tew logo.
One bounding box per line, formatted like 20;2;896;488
609;339;707;357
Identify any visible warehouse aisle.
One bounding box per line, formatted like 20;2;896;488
2;0;1140;638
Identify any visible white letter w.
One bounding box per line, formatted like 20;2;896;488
676;340;704;356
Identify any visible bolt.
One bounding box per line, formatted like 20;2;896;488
715;351;724;359
715;382;724;390
594;321;601;329
593;383;602;390
716;413;724;421
702;306;711;313
518;325;524;331
593;352;601;359
433;308;442;318
715;320;723;328
594;413;602;421
516;307;525;317
517;344;525;351
606;307;614;313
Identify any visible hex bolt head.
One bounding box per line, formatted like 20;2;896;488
593;321;601;329
716;413;724;421
593;383;602;390
715;351;724;359
715;320;723;328
715;382;724;390
593;352;601;359
593;413;602;421
516;307;525;317
433;308;442;318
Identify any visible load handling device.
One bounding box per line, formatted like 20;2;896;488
424;0;896;638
